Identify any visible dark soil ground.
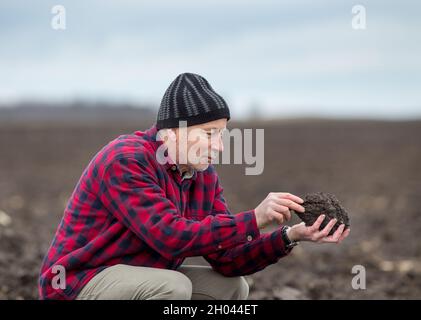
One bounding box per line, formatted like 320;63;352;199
1;117;421;299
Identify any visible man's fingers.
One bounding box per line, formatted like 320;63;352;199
324;225;350;244
323;224;345;243
270;203;291;221
275;198;305;213
337;228;351;243
314;218;337;240
331;224;345;242
269;209;284;225
323;218;337;236
310;214;325;232
272;192;304;204
274;212;285;225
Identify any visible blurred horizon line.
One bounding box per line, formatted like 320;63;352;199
1;99;421;123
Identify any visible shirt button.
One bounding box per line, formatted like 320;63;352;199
247;235;253;242
218;245;222;249
171;165;177;171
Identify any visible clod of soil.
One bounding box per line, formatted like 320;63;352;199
293;192;350;236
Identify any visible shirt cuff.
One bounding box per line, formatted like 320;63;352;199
233;209;261;244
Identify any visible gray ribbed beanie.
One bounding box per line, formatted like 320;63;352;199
156;73;231;129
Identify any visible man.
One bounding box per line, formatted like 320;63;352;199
39;72;350;300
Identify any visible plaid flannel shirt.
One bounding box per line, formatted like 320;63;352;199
38;124;292;300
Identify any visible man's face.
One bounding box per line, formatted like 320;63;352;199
174;118;227;171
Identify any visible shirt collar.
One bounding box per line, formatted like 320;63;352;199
144;124;197;180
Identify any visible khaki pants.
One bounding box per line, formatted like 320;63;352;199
76;264;249;300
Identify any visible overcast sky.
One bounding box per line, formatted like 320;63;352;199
1;0;420;119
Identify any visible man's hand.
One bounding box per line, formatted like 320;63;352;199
254;192;305;229
287;214;350;244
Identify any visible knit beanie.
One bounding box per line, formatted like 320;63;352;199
156;73;231;129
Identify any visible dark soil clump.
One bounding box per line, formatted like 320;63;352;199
294;192;350;236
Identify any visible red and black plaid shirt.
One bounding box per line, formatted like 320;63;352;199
39;124;292;299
